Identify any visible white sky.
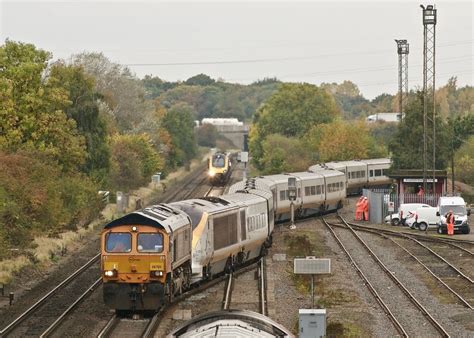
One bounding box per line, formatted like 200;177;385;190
1;0;472;99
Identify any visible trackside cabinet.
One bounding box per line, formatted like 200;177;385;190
299;309;326;338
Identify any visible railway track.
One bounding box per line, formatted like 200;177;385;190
0;254;101;337
349;222;474;250
333;215;474;309
221;258;267;315
323;216;450;337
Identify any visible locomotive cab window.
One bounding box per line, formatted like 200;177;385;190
212;155;225;168
106;233;132;253
137;233;164;253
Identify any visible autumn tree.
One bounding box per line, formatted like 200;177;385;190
250;83;340;170
0;40;86;171
196;124;218;147
161;103;198;168
304;119;384;162
260;134;312;174
0;151;101;251
48;62;110;183
452;136;474;186
142;75;177;99
72;52;152;132
109;134;164;191
185;73;216;86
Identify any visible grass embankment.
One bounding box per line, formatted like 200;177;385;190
284;229;368;337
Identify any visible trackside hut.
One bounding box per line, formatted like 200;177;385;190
389;169;447;196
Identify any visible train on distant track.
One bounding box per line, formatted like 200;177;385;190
100;157;391;312
207;151;232;185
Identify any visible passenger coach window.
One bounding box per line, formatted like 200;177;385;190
106;233;131;253
375;169;382;176
370;170;374;177
305;187;310;196
138;233;164;253
280;190;287;201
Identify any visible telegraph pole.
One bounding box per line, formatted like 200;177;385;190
421;4;437;193
395;40;409;119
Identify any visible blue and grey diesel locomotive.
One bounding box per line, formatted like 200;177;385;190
101;168;348;311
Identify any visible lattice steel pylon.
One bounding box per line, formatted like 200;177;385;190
421;4;437;193
395;40;409;119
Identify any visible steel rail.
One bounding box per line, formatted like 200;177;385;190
359;223;474;256
140;310;162;338
399;236;474;284
222;272;234;310
40;278;103;337
0;253;101;337
96;314;120;338
347;222;474;250
259;258;267;316
341;218;474;284
328;221;473;310
335;215;450;337
322;218;408;337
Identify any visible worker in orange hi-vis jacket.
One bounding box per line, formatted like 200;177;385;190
362;197;369;221
355;196;364;221
446;209;455;236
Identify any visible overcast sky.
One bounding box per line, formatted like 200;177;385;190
1;0;472;99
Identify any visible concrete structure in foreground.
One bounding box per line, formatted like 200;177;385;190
168;309;294;337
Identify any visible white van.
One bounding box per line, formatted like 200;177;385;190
437;197;470;234
398;203;431;226
412;206;439;231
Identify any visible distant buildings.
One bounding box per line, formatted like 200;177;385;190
201;118;244;126
366;112;402;123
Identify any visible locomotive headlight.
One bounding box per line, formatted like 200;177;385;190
208;170;215;177
150;270;164;277
104;270;117;277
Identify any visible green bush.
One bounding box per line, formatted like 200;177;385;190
109;134;164;191
0;152;101;253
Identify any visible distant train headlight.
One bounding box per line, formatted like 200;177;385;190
208;170;215;177
104;270;117;277
150;270;164;277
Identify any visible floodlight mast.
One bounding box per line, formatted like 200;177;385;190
420;4;437;194
395;39;409;119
